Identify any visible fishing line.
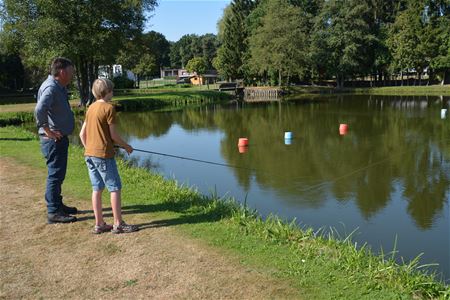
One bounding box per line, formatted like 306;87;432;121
120;146;258;172
298;156;392;193
115;136;450;193
298;136;450;193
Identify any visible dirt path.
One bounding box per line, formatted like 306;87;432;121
0;158;299;299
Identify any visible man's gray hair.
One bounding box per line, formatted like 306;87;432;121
50;57;73;77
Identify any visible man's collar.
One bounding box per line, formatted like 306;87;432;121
49;75;65;89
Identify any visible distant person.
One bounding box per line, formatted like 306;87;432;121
35;57;78;224
79;78;138;234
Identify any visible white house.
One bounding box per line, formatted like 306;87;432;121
98;64;136;81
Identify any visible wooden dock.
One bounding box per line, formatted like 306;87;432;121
243;87;282;102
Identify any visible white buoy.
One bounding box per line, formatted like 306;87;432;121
284;132;293;139
441;109;448;119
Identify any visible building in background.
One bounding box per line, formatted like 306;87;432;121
160;68;218;85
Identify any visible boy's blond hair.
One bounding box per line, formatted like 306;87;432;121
92;78;114;100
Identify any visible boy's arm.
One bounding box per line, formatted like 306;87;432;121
79;121;87;148
109;123;133;154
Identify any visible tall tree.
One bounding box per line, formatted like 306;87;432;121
1;0;157;105
118;31;170;80
186;57;208;76
386;0;433;85
429;0;450;84
214;0;256;81
0;53;25;90
169;34;218;70
170;34;201;69
169;34;200;68
248;0;309;86
142;31;171;72
200;34;220;69
311;0;376;88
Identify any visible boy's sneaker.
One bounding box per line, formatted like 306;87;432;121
47;211;77;224
92;222;113;234
112;221;139;234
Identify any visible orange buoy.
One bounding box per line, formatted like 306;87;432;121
238;138;249;147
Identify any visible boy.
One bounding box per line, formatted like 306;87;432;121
79;78;138;234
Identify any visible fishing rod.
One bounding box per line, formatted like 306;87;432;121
117;146;258;172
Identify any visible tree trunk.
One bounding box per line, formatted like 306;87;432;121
75;66;83;107
136;74;140;88
108;65;113;79
76;58;90;106
278;70;282;87
87;60;96;105
336;74;344;89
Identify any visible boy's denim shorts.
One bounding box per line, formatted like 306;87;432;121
85;156;122;192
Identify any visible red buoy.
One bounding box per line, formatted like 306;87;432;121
238;138;249;147
339;124;348;135
238;146;248;154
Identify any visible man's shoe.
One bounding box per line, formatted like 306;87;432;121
62;204;78;215
47;212;77;224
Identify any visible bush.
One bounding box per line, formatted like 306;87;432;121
0;112;35;126
112;75;135;89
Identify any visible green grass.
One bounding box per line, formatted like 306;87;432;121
286;85;450;96
0;89;231;118
0;111;35;126
348;85;450;96
112;90;231;111
0;125;448;299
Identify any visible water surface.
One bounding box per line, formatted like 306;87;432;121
117;95;450;281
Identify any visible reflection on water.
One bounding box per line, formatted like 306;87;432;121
116;95;450;281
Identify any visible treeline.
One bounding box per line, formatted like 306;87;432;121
1;0;448;96
214;0;450;87
0;0;159;102
0;0;220;96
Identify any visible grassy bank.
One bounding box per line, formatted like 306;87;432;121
0;125;448;299
113;89;231;111
0;88;232;114
0;112;35;126
285;85;450;96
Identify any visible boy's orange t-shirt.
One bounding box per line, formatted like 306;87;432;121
84;101;117;159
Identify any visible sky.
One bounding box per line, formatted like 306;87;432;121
145;0;231;42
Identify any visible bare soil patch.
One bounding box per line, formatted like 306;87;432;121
0;158;299;299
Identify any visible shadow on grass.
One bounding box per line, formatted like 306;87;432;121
0;137;35;141
76;199;234;231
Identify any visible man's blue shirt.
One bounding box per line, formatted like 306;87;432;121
35;75;74;136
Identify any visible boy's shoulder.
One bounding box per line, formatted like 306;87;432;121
88;101;115;111
86;101;115;119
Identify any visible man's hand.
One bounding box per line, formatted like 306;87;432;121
44;127;63;141
123;144;133;155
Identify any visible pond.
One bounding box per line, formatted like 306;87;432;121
116;94;450;281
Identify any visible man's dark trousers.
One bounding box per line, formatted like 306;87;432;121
40;136;69;214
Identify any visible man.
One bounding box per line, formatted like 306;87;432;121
35;57;78;224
